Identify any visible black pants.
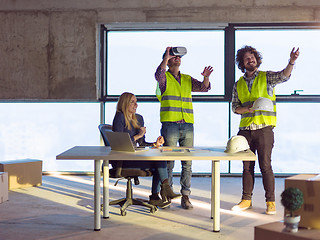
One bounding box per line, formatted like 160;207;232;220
238;126;275;202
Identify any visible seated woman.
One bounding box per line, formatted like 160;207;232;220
112;92;180;208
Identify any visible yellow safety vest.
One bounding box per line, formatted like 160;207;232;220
237;71;277;128
157;72;194;123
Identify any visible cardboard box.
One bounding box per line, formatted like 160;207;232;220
0;159;42;190
0;172;8;203
255;221;320;240
285;174;320;230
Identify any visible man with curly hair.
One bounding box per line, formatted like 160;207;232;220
231;45;300;215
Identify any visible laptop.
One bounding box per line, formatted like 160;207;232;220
105;131;149;152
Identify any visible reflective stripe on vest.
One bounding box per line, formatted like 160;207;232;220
159;72;194;123
237;71;277;128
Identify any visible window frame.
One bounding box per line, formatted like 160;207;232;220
99;23;228;103
229;22;320;103
100;22;320;103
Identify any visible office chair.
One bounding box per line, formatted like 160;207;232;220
98;124;157;216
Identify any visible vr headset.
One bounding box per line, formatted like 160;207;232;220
169;47;187;57
163;47;187;58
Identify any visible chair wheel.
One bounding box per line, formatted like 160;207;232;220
150;207;157;214
120;210;127;216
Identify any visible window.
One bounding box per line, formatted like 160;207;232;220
0;103;100;172
104;102;230;173
230;103;320;174
105;30;225;97
231;24;320;174
100;23;320;174
236;29;320;96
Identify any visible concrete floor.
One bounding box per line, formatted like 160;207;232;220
0;174;286;240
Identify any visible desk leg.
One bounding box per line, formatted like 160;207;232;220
94;160;101;231
102;160;109;219
211;160;220;232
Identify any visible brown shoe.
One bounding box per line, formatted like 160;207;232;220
149;195;171;209
160;182;181;202
231;200;252;211
181;195;193;210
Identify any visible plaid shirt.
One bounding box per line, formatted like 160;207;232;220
155;66;211;123
232;70;290;130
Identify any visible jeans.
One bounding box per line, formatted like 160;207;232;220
238;126;275;202
161;122;194;196
121;160;168;194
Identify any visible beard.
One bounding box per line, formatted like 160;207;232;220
245;64;257;72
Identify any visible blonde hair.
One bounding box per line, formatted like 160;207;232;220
116;92;140;130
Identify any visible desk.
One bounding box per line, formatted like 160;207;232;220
56;146;256;232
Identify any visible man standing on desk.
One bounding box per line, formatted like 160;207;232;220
231;45;300;215
155;46;213;209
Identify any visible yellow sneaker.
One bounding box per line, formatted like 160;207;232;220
266;201;276;215
231;200;252;211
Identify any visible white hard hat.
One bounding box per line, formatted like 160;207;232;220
252;97;274;112
225;135;250;153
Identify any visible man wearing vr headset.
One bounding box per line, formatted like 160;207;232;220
155;46;213;209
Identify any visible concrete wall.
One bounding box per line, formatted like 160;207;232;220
0;0;319;100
